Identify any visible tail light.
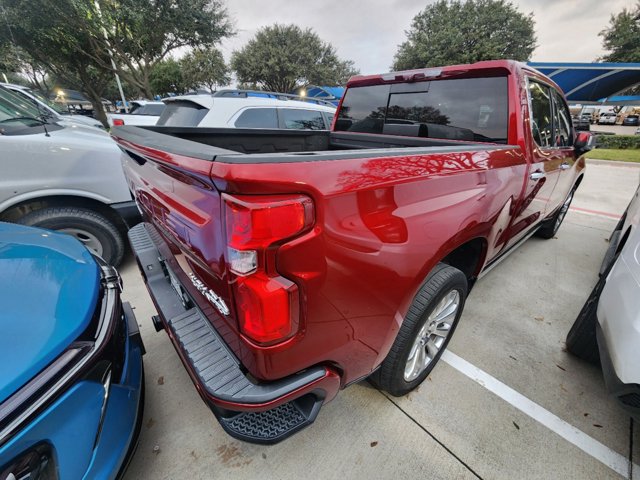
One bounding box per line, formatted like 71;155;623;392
112;119;125;126
223;194;313;345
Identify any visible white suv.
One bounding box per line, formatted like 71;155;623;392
156;90;336;129
566;182;640;419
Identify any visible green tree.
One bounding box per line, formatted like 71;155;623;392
599;2;640;62
181;48;230;91
149;59;189;97
231;24;358;93
0;0;233;108
0;0;116;125
0;43;21;77
97;0;233;97
392;0;536;70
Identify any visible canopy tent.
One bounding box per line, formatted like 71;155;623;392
527;62;640;104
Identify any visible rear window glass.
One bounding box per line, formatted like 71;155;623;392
234;108;278;128
156;101;208;127
280;108;326;130
141;104;165;116
335;77;509;143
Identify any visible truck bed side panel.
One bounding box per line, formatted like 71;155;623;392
206;146;526;383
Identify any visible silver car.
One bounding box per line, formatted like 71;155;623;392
566;182;640;418
0;83;138;266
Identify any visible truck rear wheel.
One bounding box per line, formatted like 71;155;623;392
371;263;468;397
18;207;125;266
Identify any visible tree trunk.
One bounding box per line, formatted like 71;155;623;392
85;90;109;128
141;65;154;99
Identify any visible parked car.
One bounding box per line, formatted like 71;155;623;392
0;86;140;266
107;100;165;127
113;60;589;444
598;112;617;125
0;222;145;479
156;90;336;129
573;113;591;131
0;83;104;130
566;183;640;419
623;115;639;126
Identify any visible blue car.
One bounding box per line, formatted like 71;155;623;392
0;223;144;479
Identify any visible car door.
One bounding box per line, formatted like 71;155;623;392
549;88;577;210
503;78;563;247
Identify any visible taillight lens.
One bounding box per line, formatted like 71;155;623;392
234;273;299;343
112;119;125;126
223;194;313;345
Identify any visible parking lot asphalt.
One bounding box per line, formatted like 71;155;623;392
121;158;640;480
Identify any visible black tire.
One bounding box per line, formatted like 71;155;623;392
536;186;576;239
565;279;603;364
18;207;125;266
370;263;468;397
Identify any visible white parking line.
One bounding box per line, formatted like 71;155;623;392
442;350;636;478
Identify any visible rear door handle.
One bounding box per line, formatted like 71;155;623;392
559;162;571;170
530;171;546;180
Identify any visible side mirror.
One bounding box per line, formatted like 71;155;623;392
575;131;595;155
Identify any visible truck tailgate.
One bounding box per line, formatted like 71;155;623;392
116;136;242;352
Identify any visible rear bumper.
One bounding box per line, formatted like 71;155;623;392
128;223;340;443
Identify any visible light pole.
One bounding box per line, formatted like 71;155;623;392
94;0;128;113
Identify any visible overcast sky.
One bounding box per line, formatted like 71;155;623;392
217;0;633;75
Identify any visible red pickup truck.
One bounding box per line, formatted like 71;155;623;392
113;60;591;444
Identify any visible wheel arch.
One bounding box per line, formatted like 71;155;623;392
0;193;127;232
440;237;488;290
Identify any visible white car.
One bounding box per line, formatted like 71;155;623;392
107;100;165;127
566;182;640;419
598;112;617;125
1;83;105;130
0;82;138;266
156;90;336;129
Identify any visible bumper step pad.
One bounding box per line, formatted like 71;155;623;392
128;223;326;444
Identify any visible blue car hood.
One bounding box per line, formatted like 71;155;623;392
0;223;100;403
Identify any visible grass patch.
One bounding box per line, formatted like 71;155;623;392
585;149;640;163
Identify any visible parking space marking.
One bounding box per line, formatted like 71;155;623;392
569;206;621;219
442;350;636;478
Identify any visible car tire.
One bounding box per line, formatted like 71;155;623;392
370;263;467;397
18;207;125;266
536;186;576;239
565;279;603;365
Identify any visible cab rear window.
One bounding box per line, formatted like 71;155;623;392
335;77;509;143
156;101;208;127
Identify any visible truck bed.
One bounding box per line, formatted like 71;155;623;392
113;125;502;161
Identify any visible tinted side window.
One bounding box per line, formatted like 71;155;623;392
552;90;572;147
234;108;278;128
156;101;208;126
325;112;335;128
528;80;553;147
280;109;326;130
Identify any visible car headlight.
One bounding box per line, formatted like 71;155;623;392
0;443;57;480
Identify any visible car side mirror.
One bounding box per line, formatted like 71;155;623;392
574;131;595;155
